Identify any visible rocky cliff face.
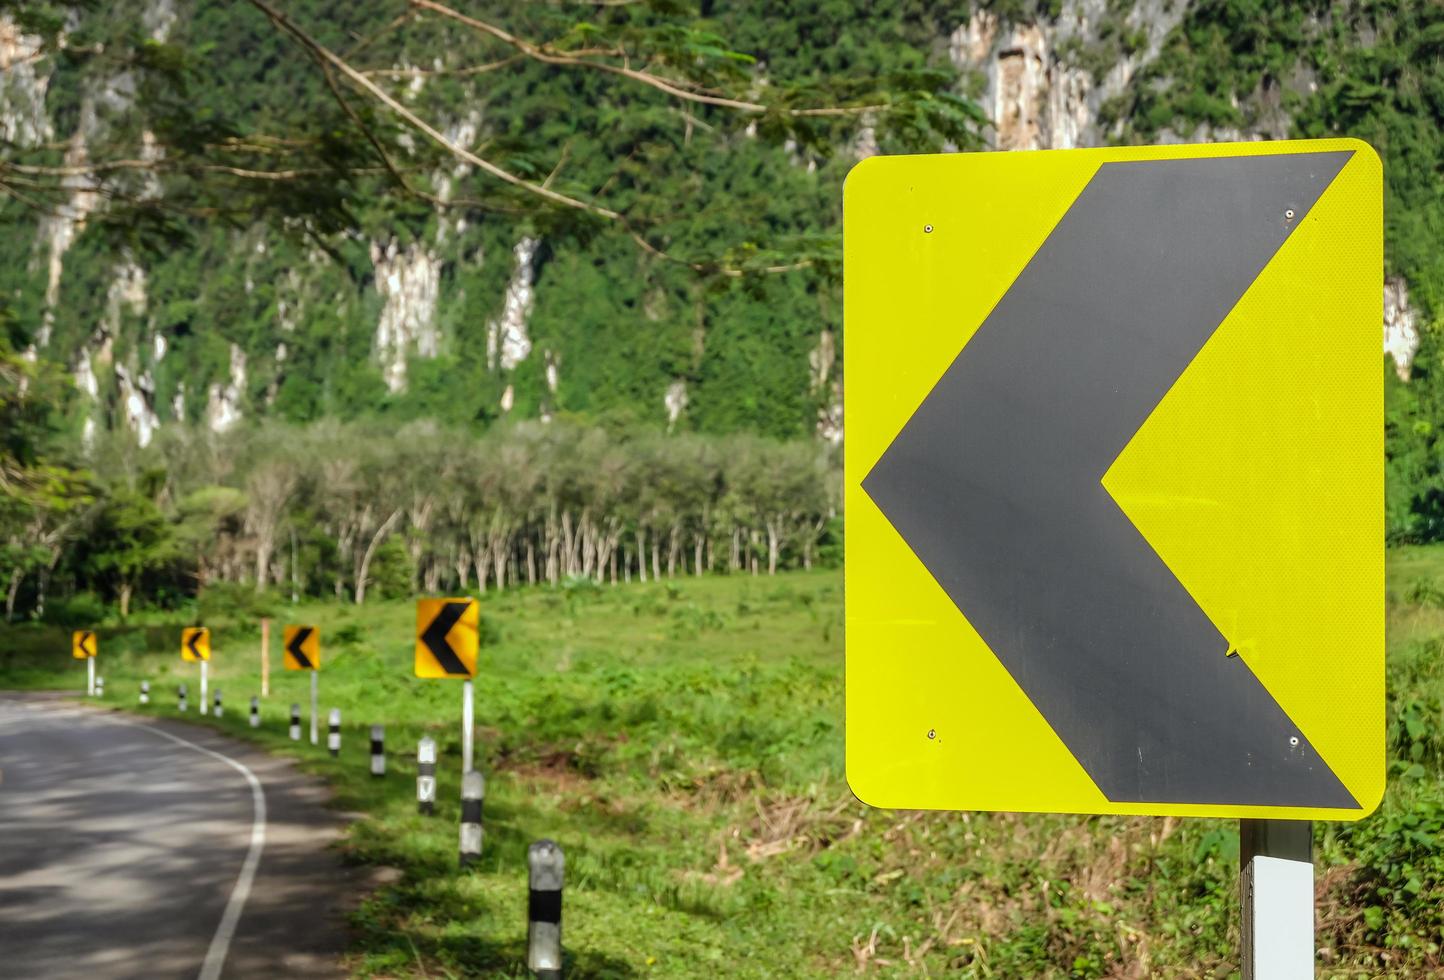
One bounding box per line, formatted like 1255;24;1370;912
0;2;1419;449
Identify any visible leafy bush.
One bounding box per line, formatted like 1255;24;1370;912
42;591;110;628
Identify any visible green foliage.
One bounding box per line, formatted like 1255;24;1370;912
3;553;1441;976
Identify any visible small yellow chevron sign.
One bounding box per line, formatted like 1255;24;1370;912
181;627;211;663
415;598;478;679
283;625;320;671
72;630;96;660
844;139;1383;821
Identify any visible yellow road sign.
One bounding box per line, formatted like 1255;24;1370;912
844;139;1383;820
72;630;96;660
283;625;320;671
181;627;211;663
415;598;478;679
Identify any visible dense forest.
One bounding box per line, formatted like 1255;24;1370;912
2;0;1443;618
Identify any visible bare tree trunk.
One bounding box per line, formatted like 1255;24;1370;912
635;529;647;583
254;538;274;593
119;581;133;618
766;520;780;576
5;569;21;622
652;540;661;581
354;509;403;605
610;549;618;585
290;526;299;603
623;545;632;584
526;536;537;585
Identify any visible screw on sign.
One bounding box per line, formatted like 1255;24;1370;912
844;139;1384;977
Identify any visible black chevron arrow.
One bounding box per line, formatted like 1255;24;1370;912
862;152;1359;808
420;602;471;675
79;632;94;658
286;627;314;670
186;630;206;661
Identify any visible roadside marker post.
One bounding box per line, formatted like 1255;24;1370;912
139;680;149;705
459;769;484;867
213;687;222;719
181;628;211;715
72;631;96;696
250;696;260;728
178;683;188;713
327;708;341;758
527;840;564;979
282;625;321;744
843;140;1384;970
289;703;301;741
370;725;385;777
417;736;437;814
95;675;104;699
416;598;480;781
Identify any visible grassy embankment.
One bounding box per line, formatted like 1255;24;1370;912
1;560;1440;978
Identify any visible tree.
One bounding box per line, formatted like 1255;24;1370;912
86;488;175;616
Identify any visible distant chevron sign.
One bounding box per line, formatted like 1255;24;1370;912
181;627;210;663
843;140;1384;820
415;598;479;679
284;625;319;671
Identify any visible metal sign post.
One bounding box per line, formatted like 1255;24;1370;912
310;670;319;745
199;660;209;716
87;657;95;698
462;680;475;776
1240;819;1313;980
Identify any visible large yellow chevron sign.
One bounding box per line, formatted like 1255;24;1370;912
844;139;1383;820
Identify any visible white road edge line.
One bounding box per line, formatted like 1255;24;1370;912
64;704;268;980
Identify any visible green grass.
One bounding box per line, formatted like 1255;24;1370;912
2;564;1441;977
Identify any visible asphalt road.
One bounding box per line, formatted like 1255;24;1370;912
0;695;353;979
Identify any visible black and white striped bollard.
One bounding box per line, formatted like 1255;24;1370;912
417;736;437;814
95;676;104;698
370;725;385;777
459;770;484;867
327;708;341;757
178;683;188;712
528;840;564;979
139;681;150;705
213;687;222;719
289;703;301;741
249;695;260;728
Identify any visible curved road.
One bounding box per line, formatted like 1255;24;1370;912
0;695;352;978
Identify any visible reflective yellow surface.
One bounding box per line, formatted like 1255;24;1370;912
844;139;1383;819
283;624;321;671
71;630;95;660
181;627;211;662
414;597;479;679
